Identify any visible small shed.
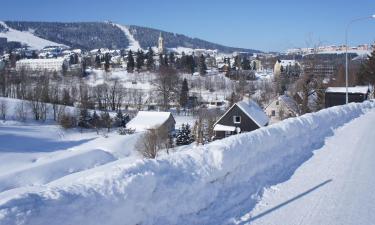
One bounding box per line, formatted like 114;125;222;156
213;99;269;139
325;86;370;108
127;111;176;133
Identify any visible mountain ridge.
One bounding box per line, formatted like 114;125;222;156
0;21;261;53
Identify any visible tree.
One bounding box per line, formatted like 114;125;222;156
154;66;180;110
114;110;129;127
242;58;251;70
78;108;92;128
179;78;189;109
169;52;175;67
136;49;145;71
146;47;155;71
127;50;135;73
198;54;207;75
100;111;112;132
104;53;111;72
356;49;375;85
135;126;170;158
176;124;194;146
0;100;7;121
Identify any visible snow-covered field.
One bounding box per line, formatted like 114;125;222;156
0;99;374;225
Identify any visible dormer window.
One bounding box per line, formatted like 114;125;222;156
233;116;241;124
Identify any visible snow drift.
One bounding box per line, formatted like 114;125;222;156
0;101;374;225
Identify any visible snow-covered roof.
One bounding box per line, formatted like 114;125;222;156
326;86;369;94
236;100;269;127
213;124;236;132
279;95;299;113
127;111;173;131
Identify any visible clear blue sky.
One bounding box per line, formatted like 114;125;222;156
1;0;375;52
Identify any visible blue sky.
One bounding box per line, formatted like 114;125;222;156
1;0;375;52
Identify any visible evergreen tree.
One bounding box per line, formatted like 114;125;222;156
176;124;194;146
169;52;175;67
78;108;92;128
356;49;375;85
136;49;145;71
95;55;101;68
104;53;111;72
198;54;207;75
114;110;130;127
179;78;189;109
127;50;135;73
146;47;155;71
242;58;251;70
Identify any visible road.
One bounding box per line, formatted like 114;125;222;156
238;108;375;225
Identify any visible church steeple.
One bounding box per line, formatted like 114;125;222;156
158;32;164;54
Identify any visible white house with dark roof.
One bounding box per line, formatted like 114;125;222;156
213;99;269;139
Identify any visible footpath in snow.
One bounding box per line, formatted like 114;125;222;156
237;104;375;225
0;101;374;225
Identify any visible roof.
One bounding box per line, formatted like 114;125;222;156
279;95;299;113
326;86;369;94
127;111;174;131
236;100;269;127
215;99;269;128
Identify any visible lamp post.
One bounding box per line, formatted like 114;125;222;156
345;15;375;104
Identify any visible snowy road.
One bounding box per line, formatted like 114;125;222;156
239;108;375;225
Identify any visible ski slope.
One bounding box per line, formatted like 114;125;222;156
237;105;375;225
114;24;142;51
0;21;65;49
0;101;374;225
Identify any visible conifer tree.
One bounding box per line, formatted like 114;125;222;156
136;49;145;71
179;78;189;109
198;54;207;75
146;47;155;71
356;48;375;85
176;123;194;146
127;50;135;73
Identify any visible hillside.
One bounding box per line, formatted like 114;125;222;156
0;21;261;53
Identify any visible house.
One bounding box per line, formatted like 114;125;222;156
265;95;299;124
325;86;370;108
213;99;269;139
126;111;176;133
15;58;68;71
273;59;300;77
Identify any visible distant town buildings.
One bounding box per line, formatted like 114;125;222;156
16;58;68;71
286;44;373;55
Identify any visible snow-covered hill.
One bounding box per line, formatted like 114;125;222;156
0;21;65;49
0;100;374;225
114;23;142;51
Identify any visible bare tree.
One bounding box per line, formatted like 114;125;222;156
135;126;170;159
15;101;27;122
153;66;180;110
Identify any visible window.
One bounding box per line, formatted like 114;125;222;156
233;116;241;124
271;110;276;116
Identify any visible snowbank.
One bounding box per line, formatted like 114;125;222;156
0;101;374;225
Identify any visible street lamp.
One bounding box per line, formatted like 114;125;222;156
345;15;375;104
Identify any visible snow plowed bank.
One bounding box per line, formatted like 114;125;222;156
0;101;374;225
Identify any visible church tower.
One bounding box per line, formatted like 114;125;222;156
158;32;165;54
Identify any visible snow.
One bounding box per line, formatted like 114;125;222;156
213;124;236;132
236;99;269;127
0;21;66;50
126;111;172;131
238;103;375;225
114;24;142;51
326;86;370;94
1;99;374;225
